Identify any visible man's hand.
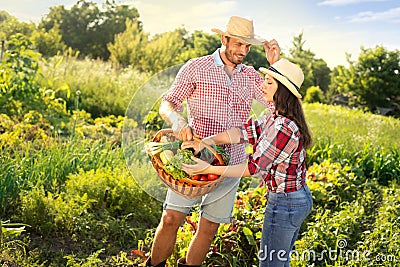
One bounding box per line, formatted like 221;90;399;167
172;118;193;141
159;100;193;141
263;39;280;64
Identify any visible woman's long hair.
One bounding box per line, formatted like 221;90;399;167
273;81;312;149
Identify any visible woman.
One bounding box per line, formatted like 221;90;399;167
182;58;313;267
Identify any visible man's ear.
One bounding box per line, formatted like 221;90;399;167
221;35;228;46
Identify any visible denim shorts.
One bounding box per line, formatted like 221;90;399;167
259;184;313;267
163;177;240;224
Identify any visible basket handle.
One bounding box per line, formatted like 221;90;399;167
153;129;225;165
193;136;224;165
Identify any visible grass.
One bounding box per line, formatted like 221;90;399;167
304;103;400;152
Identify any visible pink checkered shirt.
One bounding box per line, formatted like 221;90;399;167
162;49;266;165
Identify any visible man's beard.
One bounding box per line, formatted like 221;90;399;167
224;49;245;65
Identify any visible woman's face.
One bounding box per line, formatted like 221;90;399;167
261;74;278;102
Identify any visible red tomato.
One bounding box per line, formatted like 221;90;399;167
191;174;201;181
207;174;219;181
200;175;208;181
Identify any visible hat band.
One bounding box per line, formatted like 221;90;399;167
227;31;254;39
268;66;299;91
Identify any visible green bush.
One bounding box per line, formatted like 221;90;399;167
17;166;161;266
291;160;390;267
352;183;400;266
306;159;378;210
65;167;159;222
0;34;68;123
307;142;400;186
304;86;324;103
19;166;161;234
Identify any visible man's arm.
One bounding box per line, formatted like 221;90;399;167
263;39;280;64
159;100;193;141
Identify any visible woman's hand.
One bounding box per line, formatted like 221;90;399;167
181;137;215;154
181;140;202;154
181;157;213;176
263;39;280;64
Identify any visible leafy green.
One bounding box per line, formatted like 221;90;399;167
199;145;229;164
164;149;195;179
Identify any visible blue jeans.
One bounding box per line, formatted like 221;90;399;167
259;185;313;267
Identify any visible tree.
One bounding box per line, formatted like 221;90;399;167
0;12;36;41
351;46;400;111
0;10;12;23
288;32;315;95
140;29;186;73
288;32;331;98
179;30;220;62
312;59;331;92
332;46;400;112
31;25;67;57
244;45;269;71
108;19;148;68
326;64;352;104
39;0;140;59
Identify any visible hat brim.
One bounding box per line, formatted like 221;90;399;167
259;67;302;99
211;28;264;46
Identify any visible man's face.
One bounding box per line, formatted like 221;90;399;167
223;36;251;66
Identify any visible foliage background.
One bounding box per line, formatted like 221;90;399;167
1;1;400;266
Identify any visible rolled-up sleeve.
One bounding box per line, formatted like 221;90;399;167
162;60;196;111
240;118;261;145
240;117;262;175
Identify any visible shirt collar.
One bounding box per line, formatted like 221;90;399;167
212;49;243;72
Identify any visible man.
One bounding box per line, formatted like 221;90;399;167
146;16;280;267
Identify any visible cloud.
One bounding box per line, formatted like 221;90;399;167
130;0;238;34
318;0;388;6
349;7;400;23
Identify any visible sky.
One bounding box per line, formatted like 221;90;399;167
2;0;400;68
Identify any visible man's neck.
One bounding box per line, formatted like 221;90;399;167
219;49;236;68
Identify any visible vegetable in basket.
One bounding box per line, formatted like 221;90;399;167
145;135;229;181
159;150;174;164
164;149;196;179
145;139;182;156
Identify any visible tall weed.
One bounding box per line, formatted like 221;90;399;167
0;138;122;218
41;56;150;118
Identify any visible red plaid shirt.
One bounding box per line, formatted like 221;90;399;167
241;102;306;193
162;49;266;165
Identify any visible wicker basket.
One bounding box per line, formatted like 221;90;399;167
150;129;225;198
